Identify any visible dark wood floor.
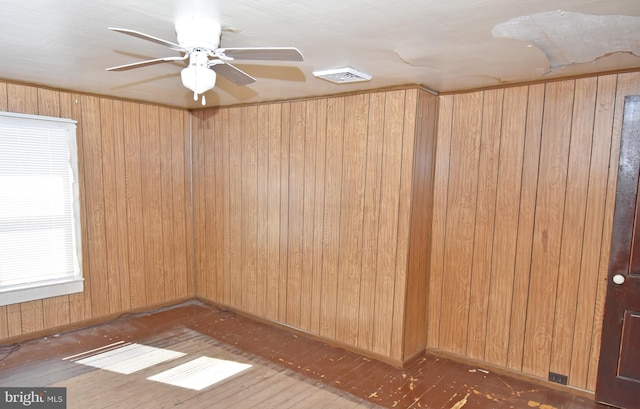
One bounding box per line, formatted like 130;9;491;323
0;301;610;408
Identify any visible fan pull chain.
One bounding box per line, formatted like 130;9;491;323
191;91;206;105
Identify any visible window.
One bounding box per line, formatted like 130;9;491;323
0;111;83;306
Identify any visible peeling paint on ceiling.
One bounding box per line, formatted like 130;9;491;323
492;11;640;69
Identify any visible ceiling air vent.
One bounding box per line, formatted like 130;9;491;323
313;67;372;83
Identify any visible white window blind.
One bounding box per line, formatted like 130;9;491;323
0;111;83;306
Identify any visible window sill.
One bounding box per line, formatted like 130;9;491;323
0;278;84;306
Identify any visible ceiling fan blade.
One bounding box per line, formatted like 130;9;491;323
109;27;187;52
210;62;256;86
106;55;188;71
219;47;304;61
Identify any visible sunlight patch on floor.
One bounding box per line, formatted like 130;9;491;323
147;356;252;390
74;343;186;374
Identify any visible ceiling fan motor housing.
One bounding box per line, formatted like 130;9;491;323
175;18;221;51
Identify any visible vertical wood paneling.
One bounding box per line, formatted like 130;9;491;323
99;98;122;313
278;103;291;322
1;82;190;343
439;91;483;355
570;75;618;389
266;103;282;320
112;101;131;311
228;106;243;308
37;88;61;116
191;110;204;298
0;82;7;110
287;101;305;326
310;99;328;334
7;305;21;337
192;87;429;364
506;84;545;371
211;109;226;303
357;92;385;351
80;95;109;318
372;90;405;356
523;80;575;378
299;99;318;332
63;93;92;323
549;77;597;377
183;109;194;298
335;93;368;347
484;86;528;366
42;296;70;329
220;108;232;304
241;106;258;313
403;90;438;358
256;105;270;317
427;95;454;349
392;89;418;360
159;107;176;302
140;105;165;305
191;110;203;298
19;300;44;334
122;102;146;309
429;73;638;392
320;97;344;339
466;88;503;361
202;110;215;300
7;83;38;115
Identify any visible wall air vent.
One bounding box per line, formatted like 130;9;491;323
312;67;372;83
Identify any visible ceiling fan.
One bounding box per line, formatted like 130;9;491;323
106;18;304;105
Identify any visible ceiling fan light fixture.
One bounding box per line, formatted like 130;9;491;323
181;52;216;105
181;65;217;95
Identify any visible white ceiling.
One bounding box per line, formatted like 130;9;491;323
1;0;639;109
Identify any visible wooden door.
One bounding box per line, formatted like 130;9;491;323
596;95;640;409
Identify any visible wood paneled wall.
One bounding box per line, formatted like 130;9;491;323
0;82;194;341
4;69;637;393
428;72;640;391
193;88;437;363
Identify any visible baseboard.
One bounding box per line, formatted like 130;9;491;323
425;347;596;400
0;297;195;346
195;297;418;368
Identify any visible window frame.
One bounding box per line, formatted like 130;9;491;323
0;111;83;306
